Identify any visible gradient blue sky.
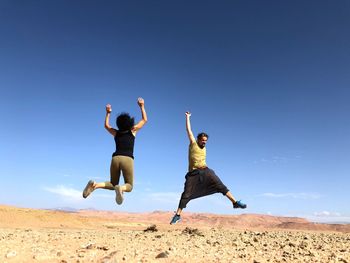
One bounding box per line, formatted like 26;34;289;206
1;1;349;223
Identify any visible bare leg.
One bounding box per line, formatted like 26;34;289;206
93;181;115;190
170;207;183;224
225;191;237;205
175;208;182;216
83;180;114;199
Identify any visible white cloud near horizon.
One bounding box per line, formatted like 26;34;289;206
43;185;113;201
306;211;350;223
43;185;83;201
261;192;321;199
313;211;341;217
271;211;350;223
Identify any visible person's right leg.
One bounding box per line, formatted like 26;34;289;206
170;172;198;224
114;156;134;205
119;156;134;192
110;156;124;204
82;180;114;198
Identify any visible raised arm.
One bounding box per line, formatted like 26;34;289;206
185;111;196;143
132;97;148;133
104;104;117;136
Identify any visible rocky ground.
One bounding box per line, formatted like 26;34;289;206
1;205;349;262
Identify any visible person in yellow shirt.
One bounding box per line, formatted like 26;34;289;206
170;111;247;224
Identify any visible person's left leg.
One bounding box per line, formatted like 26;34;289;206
119;156;134;193
206;168;247;209
83;157;121;199
225;191;237;204
94;182;114;190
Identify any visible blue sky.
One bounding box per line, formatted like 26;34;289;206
1;1;349;223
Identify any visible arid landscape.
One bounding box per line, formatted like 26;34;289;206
1;204;349;262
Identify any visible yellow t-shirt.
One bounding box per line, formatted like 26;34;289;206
188;141;207;171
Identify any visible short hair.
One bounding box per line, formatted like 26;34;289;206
197;132;209;140
116;113;135;131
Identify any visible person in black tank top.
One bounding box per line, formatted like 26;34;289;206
82;98;148;205
113;130;135;159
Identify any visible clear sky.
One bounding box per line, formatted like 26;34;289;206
1;1;349;223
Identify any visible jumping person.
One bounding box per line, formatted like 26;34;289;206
83;97;147;205
170;111;246;224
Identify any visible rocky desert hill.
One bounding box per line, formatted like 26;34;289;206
1;205;349;262
77;209;350;233
2;204;349;232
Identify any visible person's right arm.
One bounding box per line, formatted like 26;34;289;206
105;104;117;136
186;111;196;144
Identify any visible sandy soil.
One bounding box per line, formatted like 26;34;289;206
1;205;349;263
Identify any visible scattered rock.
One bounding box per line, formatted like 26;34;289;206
181;227;204;237
33;254;53;260
155;251;169;258
144;224;158;232
6;251;16;258
83;243;96;249
100;251;118;263
97;245;109;251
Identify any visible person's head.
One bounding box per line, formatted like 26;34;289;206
116;113;135;131
197;132;209;148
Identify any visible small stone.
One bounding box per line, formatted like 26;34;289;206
98;245;109;251
144;225;158;232
33;254;53;260
84;243;95;249
6;251;17;258
155;251;169;258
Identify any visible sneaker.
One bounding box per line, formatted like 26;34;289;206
170;214;181;225
233;200;247;209
115;185;124;205
83;180;95;198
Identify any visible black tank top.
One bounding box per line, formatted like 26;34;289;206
112;130;135;159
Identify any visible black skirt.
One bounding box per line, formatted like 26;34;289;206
178;167;229;209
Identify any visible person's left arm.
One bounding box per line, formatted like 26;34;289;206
132;97;148;133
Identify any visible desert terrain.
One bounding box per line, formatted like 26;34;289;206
1;205;349;262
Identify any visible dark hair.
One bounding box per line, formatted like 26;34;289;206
197;132;209;140
116;113;135;131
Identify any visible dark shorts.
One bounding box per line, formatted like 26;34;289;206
178;167;229;209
